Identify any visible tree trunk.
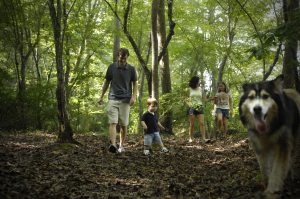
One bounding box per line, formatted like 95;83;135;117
113;0;120;62
157;0;172;133
282;0;299;90
217;14;237;83
18;54;27;129
282;0;300;180
104;0;153;94
33;47;43;129
151;0;159;100
113;0;121;132
48;0;76;143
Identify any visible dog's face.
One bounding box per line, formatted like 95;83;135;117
239;75;284;135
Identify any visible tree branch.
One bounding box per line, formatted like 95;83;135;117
234;0;266;73
157;0;175;62
104;0;151;77
263;42;282;80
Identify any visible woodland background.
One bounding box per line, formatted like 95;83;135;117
1;0;300;198
0;0;299;141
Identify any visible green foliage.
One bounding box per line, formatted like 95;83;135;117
0;0;293;137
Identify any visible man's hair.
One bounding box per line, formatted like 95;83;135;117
147;98;158;106
119;48;130;57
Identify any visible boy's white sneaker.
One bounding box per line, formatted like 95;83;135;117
144;149;150;155
161;147;168;153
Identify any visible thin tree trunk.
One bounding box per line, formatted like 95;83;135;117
157;0;172;133
104;0;151;95
113;0;121;133
113;0;120;62
151;0;159;100
33;47;43;129
48;0;76;144
104;0;175;98
263;42;282;80
217;15;238;83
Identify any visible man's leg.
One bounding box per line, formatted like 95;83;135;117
118;102;130;152
119;125;127;148
109;123;117;146
107;100;119;153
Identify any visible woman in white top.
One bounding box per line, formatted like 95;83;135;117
187;76;209;143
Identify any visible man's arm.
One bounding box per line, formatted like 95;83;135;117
98;79;110;105
130;80;138;106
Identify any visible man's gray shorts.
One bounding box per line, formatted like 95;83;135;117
107;100;130;126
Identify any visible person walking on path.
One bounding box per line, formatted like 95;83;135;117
141;98;168;155
99;48;138;153
214;81;233;138
187;76;210;143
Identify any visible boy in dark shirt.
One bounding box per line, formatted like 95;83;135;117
141;98;168;155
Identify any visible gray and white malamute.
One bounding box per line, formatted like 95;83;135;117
239;75;300;198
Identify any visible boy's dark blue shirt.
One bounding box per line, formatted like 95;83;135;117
141;111;159;134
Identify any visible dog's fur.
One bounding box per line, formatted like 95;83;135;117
239;75;300;197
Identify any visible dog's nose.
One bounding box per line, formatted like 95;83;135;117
253;106;262;115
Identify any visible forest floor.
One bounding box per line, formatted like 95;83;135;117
0;131;300;199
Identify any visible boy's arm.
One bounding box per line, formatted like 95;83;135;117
158;122;165;131
141;121;147;129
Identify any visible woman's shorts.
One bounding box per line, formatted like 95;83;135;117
216;108;230;119
187;107;204;116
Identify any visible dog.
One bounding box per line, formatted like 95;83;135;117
239;75;300;198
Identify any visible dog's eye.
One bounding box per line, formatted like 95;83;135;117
248;95;255;100
262;94;269;99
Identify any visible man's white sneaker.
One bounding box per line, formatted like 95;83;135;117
118;146;125;153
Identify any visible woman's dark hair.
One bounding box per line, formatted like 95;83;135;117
119;48;130;57
217;81;229;93
189;76;200;89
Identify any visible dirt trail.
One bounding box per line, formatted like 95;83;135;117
0;132;299;198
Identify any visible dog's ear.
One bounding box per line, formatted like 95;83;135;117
242;83;250;92
272;74;284;93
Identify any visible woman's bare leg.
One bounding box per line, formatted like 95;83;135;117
189;115;195;141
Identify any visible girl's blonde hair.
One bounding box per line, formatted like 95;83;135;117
147;98;158;106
